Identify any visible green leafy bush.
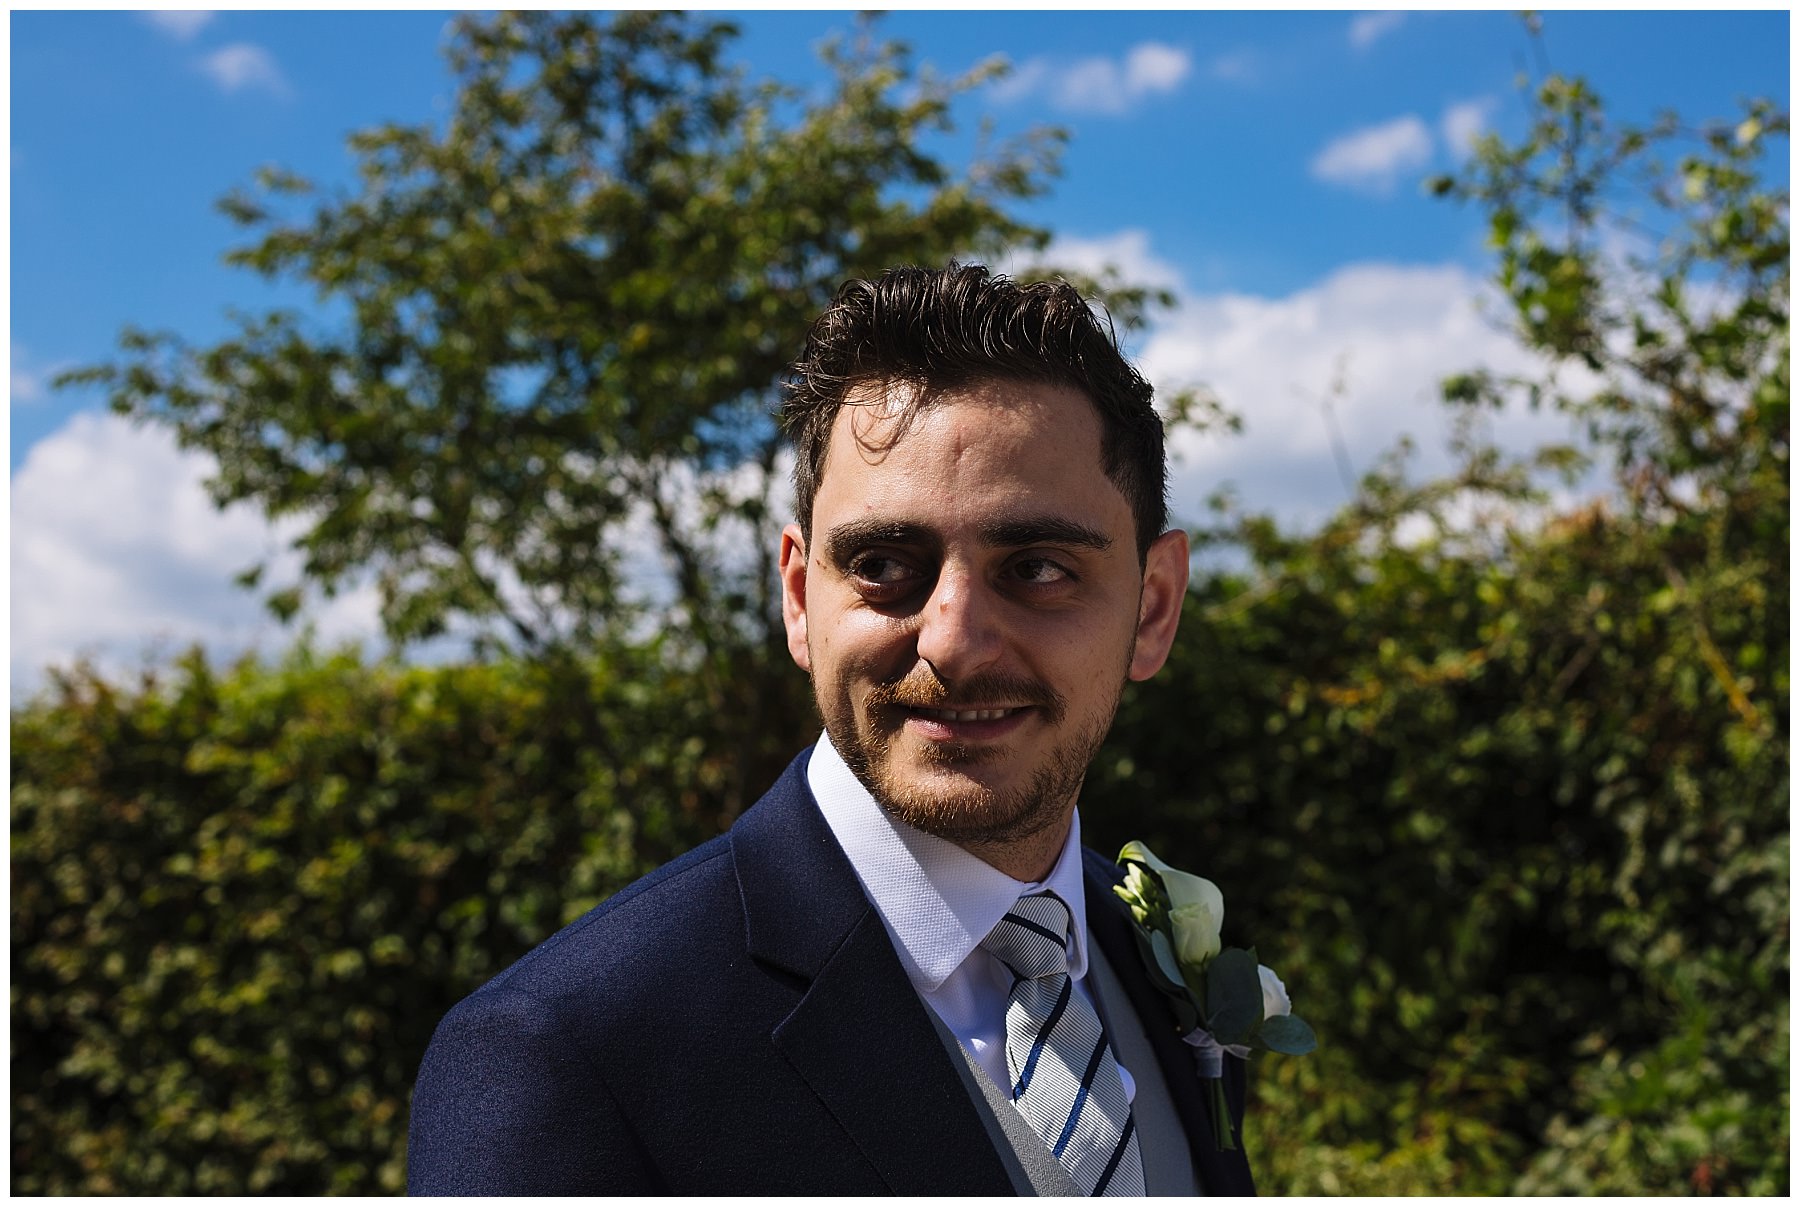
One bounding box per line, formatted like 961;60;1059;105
1084;482;1787;1194
1081;66;1790;1195
11;644;809;1194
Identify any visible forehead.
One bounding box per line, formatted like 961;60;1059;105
811;378;1128;530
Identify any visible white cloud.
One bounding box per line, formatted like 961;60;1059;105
1022;229;1187;295
991;58;1050;104
1310;114;1433;195
1441;96;1497;158
1125;43;1190;94
11;343;61;406
10;371;40;405
1349;12;1406;50
995;42;1192;115
11;413;380;699
1205;50;1258;84
1056;59;1126;112
983;236;1588;538
7;410;796;698
145;11;215;41
1139;259;1583;532
199;43;289;97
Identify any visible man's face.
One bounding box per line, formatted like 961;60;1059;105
779;378;1188;853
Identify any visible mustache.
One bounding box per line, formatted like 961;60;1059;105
868;667;1066;722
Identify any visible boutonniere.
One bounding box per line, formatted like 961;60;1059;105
1113;841;1316;1152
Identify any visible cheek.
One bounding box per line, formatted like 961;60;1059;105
821;613;915;685
1038;608;1126;655
1050;615;1137;685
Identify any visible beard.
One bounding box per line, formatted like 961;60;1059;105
820;663;1124;849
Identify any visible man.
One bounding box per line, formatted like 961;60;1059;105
407;264;1256;1195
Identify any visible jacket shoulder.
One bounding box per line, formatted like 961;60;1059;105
478;829;739;1007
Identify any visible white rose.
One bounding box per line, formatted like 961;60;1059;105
1169;900;1223;966
1258;964;1291;1019
1119;842;1225;967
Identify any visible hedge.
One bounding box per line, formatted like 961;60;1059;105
13;487;1787;1193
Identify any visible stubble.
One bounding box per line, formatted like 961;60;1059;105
822;664;1124;849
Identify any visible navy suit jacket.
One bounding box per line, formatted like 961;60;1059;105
407;751;1256;1195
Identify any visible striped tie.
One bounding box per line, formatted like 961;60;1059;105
981;893;1145;1196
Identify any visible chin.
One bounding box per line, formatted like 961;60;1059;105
832;718;1109;849
881;783;1069;848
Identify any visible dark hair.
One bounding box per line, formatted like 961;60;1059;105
782;263;1169;558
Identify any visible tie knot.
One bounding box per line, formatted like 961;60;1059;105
980;892;1074;981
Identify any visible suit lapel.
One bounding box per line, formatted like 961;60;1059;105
1083;849;1258;1195
730;754;1015;1196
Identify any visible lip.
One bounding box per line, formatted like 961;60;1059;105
898;705;1034;742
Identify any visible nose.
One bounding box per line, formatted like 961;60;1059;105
913;564;1005;684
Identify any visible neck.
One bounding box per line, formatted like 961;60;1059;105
954;807;1076;883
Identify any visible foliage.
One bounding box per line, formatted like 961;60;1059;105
11;645;812;1194
1083;67;1788;1195
58;11;1080;662
1090;480;1787;1193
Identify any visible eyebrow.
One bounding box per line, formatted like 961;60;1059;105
980;516;1113;552
822;515;1113;565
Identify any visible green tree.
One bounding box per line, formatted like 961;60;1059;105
60;9;1190;817
1081;61;1786;1195
1432;65;1789;1198
60;11;1102;663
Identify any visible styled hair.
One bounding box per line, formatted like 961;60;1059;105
782;263;1169;558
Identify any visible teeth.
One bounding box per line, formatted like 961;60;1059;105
917;708;1014;722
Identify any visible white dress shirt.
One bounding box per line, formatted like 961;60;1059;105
807;734;1136;1104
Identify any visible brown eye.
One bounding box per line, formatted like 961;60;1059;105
851;555;911;583
1011;556;1073;585
847;554;924;599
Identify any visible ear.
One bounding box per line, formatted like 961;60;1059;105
1127;528;1190;682
779;523;812;672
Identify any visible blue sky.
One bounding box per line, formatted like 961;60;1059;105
9;9;1790;692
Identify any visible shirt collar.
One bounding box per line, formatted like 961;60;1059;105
807;732;1090;994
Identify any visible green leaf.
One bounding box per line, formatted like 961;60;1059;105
267;588;303;623
1148;928;1186;990
1204;946;1264;1045
1257;1013;1317;1056
1128;926;1197;1033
